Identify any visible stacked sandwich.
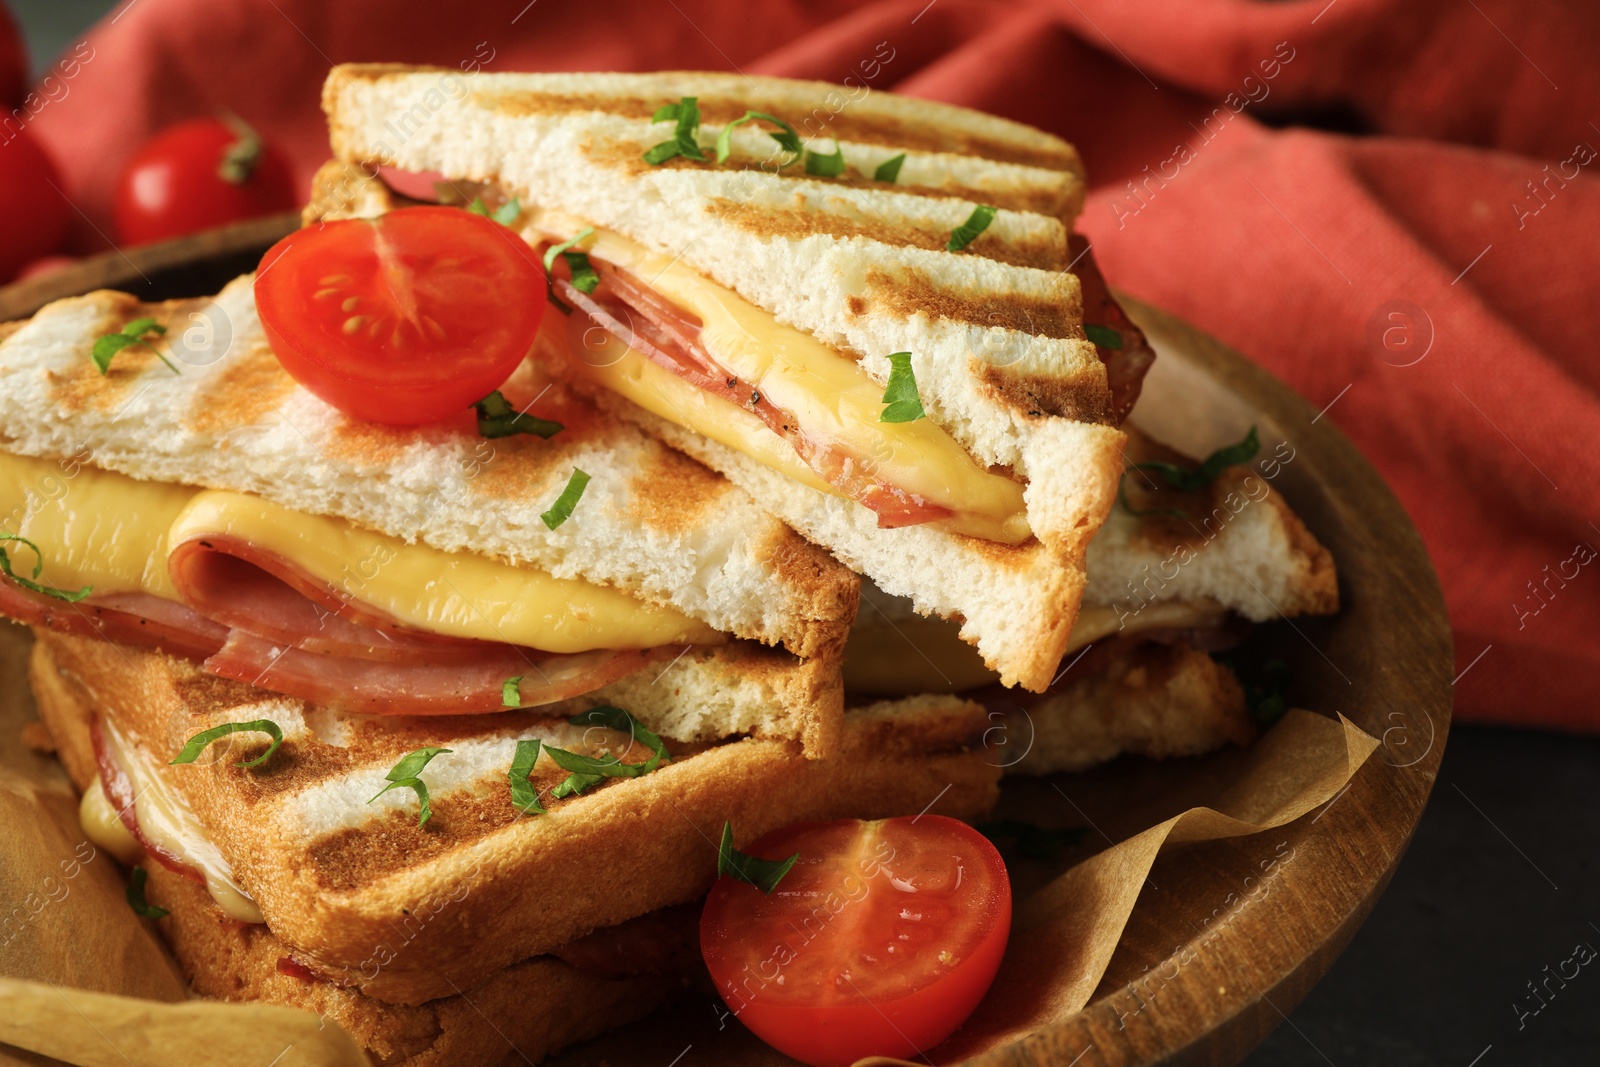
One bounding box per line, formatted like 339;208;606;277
1;67;1335;1065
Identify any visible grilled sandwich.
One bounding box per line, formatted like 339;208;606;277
0;278;858;755
29;628;998;1014
317;67;1151;692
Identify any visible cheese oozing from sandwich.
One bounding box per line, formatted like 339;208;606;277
531;212;1034;545
92;716;265;923
0;452;715;652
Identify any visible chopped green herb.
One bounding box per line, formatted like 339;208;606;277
1118;426;1261;519
468;196;523;226
879;351;925;423
509;738;546;815
0;533;92;603
873;153;906;183
716;821;797;894
502;676;523;708
715;110;803;163
977;820;1087;861
643;97;708;165
804;143;846;178
947;204;997;251
1132;427;1260;494
170;720;285;769
474;390;563;440
541;227;598;313
370;746;452;826
126;867;168;919
540;468;591;530
546;706;669;799
93;317;179;376
1084;324;1124;350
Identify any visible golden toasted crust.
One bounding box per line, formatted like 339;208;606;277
1010;640;1254;775
32;630;999;1005
147;860;674;1067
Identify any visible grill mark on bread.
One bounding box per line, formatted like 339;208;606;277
706;197;1061;271
862;268;1078;338
974;359;1114;425
624;445;723;532
186;340;297;433
485;90;1078;171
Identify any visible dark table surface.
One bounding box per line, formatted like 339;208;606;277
11;4;1600;1065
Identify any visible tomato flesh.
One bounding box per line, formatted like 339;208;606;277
255;207;545;425
701;816;1011;1067
113;119;297;245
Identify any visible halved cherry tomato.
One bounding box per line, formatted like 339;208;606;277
254;206;545;425
701;816;1011;1067
113;118;296;245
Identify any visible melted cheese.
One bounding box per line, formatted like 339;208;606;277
843;598;1230;695
533;213;1033;545
0;452;717;652
78;784;144;866
92;718;265;923
168;491;721;652
0;452;197;600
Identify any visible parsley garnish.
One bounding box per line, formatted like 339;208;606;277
370;747;452;826
0;533;92;603
716;821;797;895
545;706;668;798
977;820;1086;861
1118;427;1260;518
126;867;168;920
93;317;179;375
509;738;546;815
715;110;803;163
474;391;563;440
643;97;708;165
170;720;285;769
541;226;599;313
540;468;590;529
1084;324;1124;350
879;351;925;423
873;153;906;183
804;143;846;178
947;204;996;252
468;196;523;226
502;676;523;708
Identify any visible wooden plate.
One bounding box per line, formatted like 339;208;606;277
0;221;1452;1067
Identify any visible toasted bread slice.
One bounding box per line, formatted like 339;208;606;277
998;640;1254;775
31;629;998;1005
318;67;1130;689
0;278;856;662
1086;426;1340;622
29;650;674;1064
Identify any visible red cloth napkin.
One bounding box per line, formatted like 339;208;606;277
21;0;1600;732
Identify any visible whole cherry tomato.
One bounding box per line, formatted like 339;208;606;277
113;117;296;245
701;816;1012;1067
0;128;70;284
254;206;547;425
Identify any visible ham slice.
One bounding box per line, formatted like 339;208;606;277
0;579;226;660
1070;235;1154;425
4;532;657;715
204;631;653;715
554;269;955;530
